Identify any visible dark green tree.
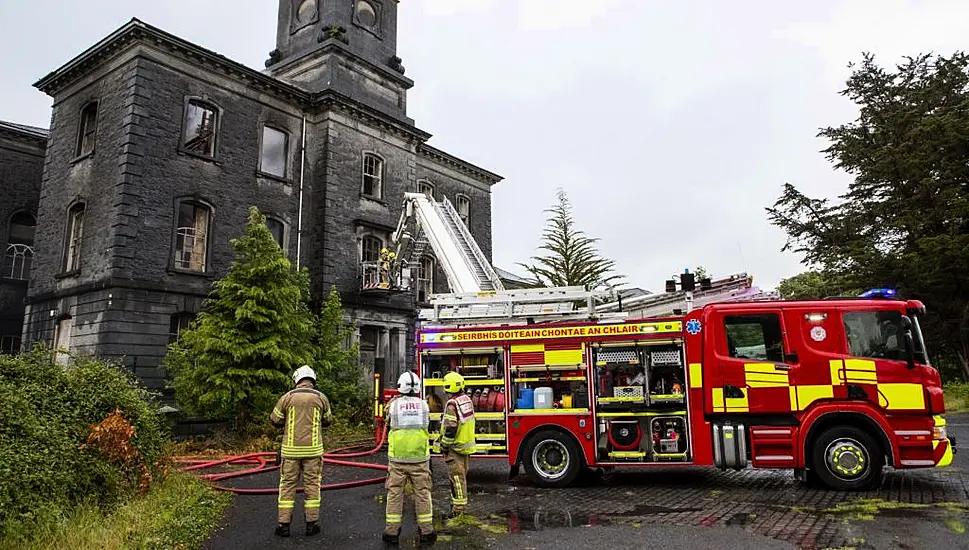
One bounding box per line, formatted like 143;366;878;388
165;206;317;428
313;286;368;424
518;189;624;291
767;52;969;380
776;271;860;300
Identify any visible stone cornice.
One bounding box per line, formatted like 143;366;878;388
34;18;311;106
418;143;503;185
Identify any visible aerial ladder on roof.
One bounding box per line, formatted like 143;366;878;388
389;192;623;326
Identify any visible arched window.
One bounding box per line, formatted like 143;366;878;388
63;203;84;273
76;101;98;158
182;99;219;157
362;153;383;199
455;195;471;227
266;217;286;248
5;211;36;280
174;200;212;272
418;180;435;199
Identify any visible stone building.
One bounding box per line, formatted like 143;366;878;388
0;121;46;353
12;0;502;393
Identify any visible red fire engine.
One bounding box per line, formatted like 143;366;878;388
409;293;955;491
372;192;955;491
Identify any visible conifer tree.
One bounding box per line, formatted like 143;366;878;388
166;206;317;428
518;189;624;290
313;285;368;423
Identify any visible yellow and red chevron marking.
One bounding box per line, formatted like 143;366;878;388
510;342;585;366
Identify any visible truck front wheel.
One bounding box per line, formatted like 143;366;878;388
811;426;883;490
522;430;582;488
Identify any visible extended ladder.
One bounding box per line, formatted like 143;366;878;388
393;193;504;294
419;286;627;326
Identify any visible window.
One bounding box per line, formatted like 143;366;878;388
356;0;378;28
266;218;286;248
183;100;218;157
843;310;907;361
361;235;382;262
174;202;211;272
168;312;196;346
416;255;434;301
724;314;785;363
418;180;434;199
76;102;98;158
362;153;383;198
259;126;288;178
456;195;470;226
54;317;72;365
0;336;20;355
4;211;36;280
63;204;84;272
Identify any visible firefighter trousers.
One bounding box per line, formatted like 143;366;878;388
444;452;471;512
278;456;322;523
385;461;434;535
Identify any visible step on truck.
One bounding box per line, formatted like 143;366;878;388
408;292;955;490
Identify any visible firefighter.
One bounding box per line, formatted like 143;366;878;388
383;371;437;546
439;371;476;517
269;365;333;538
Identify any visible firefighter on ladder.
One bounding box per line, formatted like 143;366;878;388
270;365;333;538
439;371;476;517
383;371;437;546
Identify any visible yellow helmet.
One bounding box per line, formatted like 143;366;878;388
443;371;465;393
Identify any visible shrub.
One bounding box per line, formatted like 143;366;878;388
0;349;169;543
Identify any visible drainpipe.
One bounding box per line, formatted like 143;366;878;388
296;115;306;269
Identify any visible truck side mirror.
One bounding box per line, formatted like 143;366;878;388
901;315;916;369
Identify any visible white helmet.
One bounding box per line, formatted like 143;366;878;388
293;365;316;386
397;371;421;395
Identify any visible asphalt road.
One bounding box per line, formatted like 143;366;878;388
205;414;969;550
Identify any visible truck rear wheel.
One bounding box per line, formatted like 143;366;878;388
522;430;582;488
811;426;883;491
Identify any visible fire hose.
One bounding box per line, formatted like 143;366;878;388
174;429;389;495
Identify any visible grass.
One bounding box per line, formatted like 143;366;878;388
944;381;969;413
1;472;232;550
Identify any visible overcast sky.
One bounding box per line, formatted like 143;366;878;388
3;0;969;291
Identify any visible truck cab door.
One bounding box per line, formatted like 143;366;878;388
709;309;796;416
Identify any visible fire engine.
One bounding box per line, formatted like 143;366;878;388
373;193;956;491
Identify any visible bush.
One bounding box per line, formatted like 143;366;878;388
944;381;969;412
0;349;169;543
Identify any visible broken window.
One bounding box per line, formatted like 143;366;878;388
260;126;288;178
5;211;36;279
362;153;383;198
174;201;211;272
418;180;435;199
168;312;196;345
76;102;98;157
417;255;435;302
183;100;218;157
361;235;382;262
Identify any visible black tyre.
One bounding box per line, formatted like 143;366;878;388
522;430;582;488
811;426;883;490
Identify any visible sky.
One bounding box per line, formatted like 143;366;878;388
3;0;969;292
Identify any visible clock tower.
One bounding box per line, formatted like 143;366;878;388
265;0;414;123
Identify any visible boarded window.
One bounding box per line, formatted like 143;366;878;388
260;126;288;178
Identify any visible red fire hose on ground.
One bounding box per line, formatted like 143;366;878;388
174;428;389;495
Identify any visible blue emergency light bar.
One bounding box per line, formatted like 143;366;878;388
859;288;897;299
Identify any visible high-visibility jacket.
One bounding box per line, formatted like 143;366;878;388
385;395;430;463
270;382;333;459
441;393;476;455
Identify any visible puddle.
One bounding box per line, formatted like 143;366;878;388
724;512;757;526
485;504;703;533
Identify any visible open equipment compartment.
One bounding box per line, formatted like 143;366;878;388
420;346;508;455
508;342;590;414
592;339;692;463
